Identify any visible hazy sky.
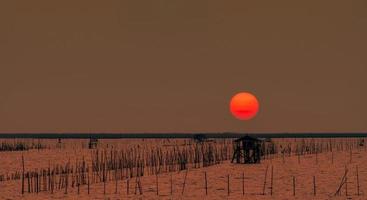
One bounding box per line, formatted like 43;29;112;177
0;0;366;133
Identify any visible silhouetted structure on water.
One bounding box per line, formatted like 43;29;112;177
231;135;262;164
192;134;207;143
88;138;98;149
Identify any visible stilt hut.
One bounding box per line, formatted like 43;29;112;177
56;138;62;148
359;139;364;146
231;135;262;164
88;138;98;149
193;134;207;143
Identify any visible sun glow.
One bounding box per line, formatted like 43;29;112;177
230;92;259;120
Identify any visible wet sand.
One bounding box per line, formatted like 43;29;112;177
0;139;366;200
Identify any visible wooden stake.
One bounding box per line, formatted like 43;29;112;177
156;174;159;196
51;171;54;194
138;176;143;195
334;167;348;196
115;170;118;194
313;176;316;196
134;176;139;195
36;171;39;194
77;177;80;195
21;155;25;195
170;173;173;195
293;176;296;196
182;169;188;195
65;169;68;194
345;177;348;196
262;165;269;195
270;165;274;196
127;178;130;195
227;174;230;196
87;166;90;194
242;172;245;196
345;165;348;196
356;165;360;196
27;172;30;193
103;163;106;195
204;172;208;195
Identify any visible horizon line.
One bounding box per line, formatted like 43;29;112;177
0;132;366;139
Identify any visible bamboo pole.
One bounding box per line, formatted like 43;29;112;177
51;170;54;194
156;174;159;196
242;172;245;196
356;165;360;196
204;172;208;195
170;173;173;195
87;166;90;194
345;176;348;196
227;174;230;196
65;168;68;194
134;176;139;195
313;176;316;196
77;174;80;195
345;165;348;196
262;165;269;195
334;167;348;196
127;178;130;195
182;169;188;195
103;162;106;195
138;176;143;195
270;165;274;196
36;171;39;194
115;170;118;194
21;155;25;194
27;172;30;193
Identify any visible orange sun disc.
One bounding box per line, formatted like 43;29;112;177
230;92;259;120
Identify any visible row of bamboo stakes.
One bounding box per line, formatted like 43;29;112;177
0;138;362;182
201;164;361;197
12;138;366;197
19;141;232;195
19;162;363;197
0;139;46;152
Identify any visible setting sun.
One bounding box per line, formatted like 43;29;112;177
230;92;259;120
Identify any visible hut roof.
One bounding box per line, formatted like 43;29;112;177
234;135;261;142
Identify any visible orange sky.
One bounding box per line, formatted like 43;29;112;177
0;0;366;133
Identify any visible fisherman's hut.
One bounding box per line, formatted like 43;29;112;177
359;139;365;146
193;134;207;143
88;138;98;149
231;135;262;164
56;138;62;148
260;138;276;157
